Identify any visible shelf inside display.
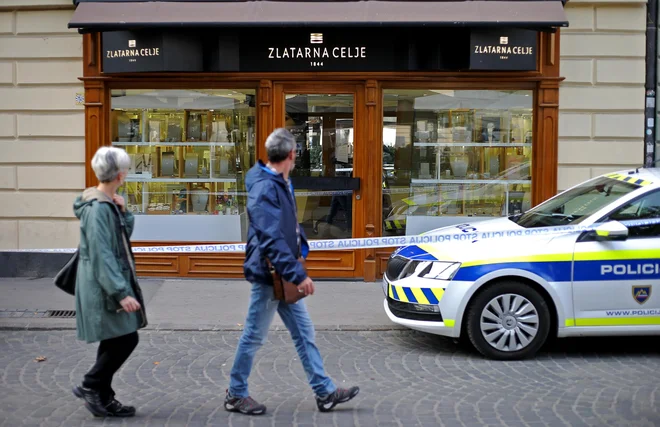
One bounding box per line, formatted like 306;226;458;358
125;177;238;183
111;90;241;110
414;142;532;148
112;141;236;147
411;178;531;185
131;213;244;242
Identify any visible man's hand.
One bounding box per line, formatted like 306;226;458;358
298;277;315;296
113;194;126;212
119;296;141;313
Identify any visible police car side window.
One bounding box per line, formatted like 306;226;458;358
604;190;660;239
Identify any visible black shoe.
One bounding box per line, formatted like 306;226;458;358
104;398;136;417
316;386;360;412
72;385;107;418
224;389;266;415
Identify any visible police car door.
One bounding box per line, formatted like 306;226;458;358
572;190;660;328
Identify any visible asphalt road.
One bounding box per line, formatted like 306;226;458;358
0;330;659;427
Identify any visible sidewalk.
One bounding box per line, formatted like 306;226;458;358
0;277;403;331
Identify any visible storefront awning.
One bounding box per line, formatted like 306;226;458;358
68;1;569;32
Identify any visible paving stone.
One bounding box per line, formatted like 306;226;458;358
0;331;659;426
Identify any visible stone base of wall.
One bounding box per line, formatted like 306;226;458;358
0;252;71;278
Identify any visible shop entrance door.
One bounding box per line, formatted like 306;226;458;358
273;83;369;278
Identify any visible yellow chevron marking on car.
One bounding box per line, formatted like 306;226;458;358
575;317;660;326
433;288;444;300
394;285;409;303
605;173;652;186
389;284;444;304
565;318;576;327
384;220;405;230
444;319;456;327
411;287;429;304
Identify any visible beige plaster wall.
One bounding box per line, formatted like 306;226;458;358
559;0;648;191
0;5;84;250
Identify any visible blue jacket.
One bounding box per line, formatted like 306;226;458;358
243;160;310;285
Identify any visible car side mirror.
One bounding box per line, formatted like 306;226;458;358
580;220;629;242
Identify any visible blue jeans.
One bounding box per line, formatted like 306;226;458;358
229;281;337;398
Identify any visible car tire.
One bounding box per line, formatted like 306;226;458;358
466;280;551;360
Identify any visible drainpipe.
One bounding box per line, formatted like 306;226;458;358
644;0;658;167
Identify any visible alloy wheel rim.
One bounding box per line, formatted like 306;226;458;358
480;293;539;352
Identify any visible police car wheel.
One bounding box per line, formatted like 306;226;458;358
466;281;550;360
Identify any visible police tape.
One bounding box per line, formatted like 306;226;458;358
3;218;659;255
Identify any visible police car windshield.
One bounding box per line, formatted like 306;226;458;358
511;177;639;228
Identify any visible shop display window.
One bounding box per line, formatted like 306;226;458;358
285;93;356;240
382;89;533;236
111;89;256;242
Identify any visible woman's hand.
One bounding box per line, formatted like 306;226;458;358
119;296;141;313
113;194;126;212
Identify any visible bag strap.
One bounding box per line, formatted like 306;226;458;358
265;257;276;273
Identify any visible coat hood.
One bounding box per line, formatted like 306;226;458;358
73;187;113;219
245;160;288;192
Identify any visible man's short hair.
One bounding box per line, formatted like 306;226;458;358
265;128;296;163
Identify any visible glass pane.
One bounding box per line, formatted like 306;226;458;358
286;94;354;240
382;89;533;236
110;89;256;242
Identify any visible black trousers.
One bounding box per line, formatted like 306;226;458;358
83;332;139;401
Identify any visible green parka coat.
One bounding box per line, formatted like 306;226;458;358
73;188;147;343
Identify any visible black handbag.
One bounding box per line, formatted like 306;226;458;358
53;249;79;296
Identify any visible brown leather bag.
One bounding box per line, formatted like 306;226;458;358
267;257;307;304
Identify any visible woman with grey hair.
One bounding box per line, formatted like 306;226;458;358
71;146;147;418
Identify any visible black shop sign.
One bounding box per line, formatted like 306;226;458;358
102;31;203;73
224;29;403;72
100;28;540;73
469;29;538;71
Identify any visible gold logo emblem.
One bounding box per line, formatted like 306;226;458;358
310;33;323;44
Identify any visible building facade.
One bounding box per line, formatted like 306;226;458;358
559;0;647;190
0;0;85;258
0;0;650;280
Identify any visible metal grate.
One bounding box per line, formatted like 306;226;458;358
46;310;76;318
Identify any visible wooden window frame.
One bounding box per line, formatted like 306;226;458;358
78;30;561;279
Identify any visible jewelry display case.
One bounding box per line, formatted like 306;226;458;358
111;89;256;242
383;90;533;236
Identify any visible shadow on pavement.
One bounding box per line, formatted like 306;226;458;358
399;331;660;359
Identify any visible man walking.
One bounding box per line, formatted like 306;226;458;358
225;128;359;415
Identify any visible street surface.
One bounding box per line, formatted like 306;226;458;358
0;278;394;331
1;278;659;426
1;330;659;427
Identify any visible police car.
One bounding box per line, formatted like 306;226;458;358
383;168;660;360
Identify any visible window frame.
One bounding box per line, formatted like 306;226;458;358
596;188;660;240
